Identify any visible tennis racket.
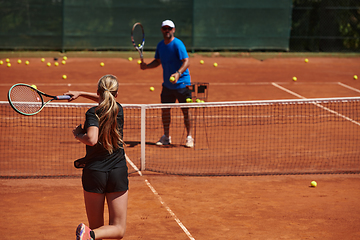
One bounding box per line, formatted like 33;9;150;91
8;83;71;116
131;22;145;62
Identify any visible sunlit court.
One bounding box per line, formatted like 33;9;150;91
1;0;360;239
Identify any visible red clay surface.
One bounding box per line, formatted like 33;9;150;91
0;55;360;239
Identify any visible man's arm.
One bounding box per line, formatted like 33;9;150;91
170;58;190;83
140;59;161;70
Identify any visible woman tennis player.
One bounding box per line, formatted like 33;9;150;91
66;75;128;240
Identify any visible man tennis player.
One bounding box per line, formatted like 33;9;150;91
140;19;194;148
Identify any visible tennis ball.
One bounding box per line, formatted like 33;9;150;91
213;62;218;67
292;76;297;81
5;58;10;63
186;98;192;103
7;63;11;67
0;60;3;65
100;62;105;67
61;60;66;65
169;76;175;82
17;59;22;64
196;99;201;102
200;60;204;64
354;75;358;80
47;62;51;67
304;58;309;63
138;44;141;47
149;86;154;91
62;75;67;79
310;181;317;187
25;60;30;65
63;56;67;60
137;60;142;64
30;84;37;89
128;57;133;61
54;62;59;66
41;58;45;62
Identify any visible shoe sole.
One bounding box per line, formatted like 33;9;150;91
76;223;85;240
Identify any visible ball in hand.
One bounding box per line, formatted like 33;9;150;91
169;76;175;82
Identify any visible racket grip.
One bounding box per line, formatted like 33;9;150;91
56;95;71;100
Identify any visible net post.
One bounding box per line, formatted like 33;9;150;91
140;105;146;170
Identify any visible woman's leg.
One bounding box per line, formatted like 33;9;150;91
83;190;106;230
92;190;128;239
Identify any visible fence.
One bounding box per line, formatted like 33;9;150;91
0;0;359;52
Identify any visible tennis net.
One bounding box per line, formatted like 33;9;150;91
1;97;359;178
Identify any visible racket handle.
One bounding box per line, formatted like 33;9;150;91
56;95;71;100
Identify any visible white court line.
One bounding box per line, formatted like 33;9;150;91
272;83;360;127
337;82;360;93
125;154;195;240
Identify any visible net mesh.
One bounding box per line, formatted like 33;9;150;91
1;97;359;178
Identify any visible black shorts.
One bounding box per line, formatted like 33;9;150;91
161;86;192;103
82;165;129;194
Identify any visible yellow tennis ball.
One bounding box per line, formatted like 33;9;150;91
200;60;204;64
137;60;142;64
186;98;192;103
304;58;309;63
213;62;218;67
41;58;45;62
128;57;133;61
47;62;51;67
310;181;317;187
62;75;67;79
7;63;11;67
169;76;175;82
6;58;10;63
0;60;3;65
100;62;105;67
354;75;358;80
30;84;37;89
292;76;297;81
17;59;22;64
25;60;30;65
62;60;66;65
63;56;67;60
149;87;154;91
54;62;59;66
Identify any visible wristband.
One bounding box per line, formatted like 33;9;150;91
176;71;182;76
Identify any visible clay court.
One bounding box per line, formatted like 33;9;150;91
1;53;360;239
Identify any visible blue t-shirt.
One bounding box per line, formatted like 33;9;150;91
155;37;191;90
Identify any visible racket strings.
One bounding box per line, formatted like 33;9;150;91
9;86;43;114
132;25;144;48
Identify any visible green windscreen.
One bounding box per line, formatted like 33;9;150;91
0;0;293;51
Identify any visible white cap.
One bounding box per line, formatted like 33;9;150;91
161;20;175;28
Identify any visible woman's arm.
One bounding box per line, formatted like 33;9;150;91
73;125;99;146
64;91;99;102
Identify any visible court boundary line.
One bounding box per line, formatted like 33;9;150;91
272;83;360;127
338;82;360;93
125;154;195;240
